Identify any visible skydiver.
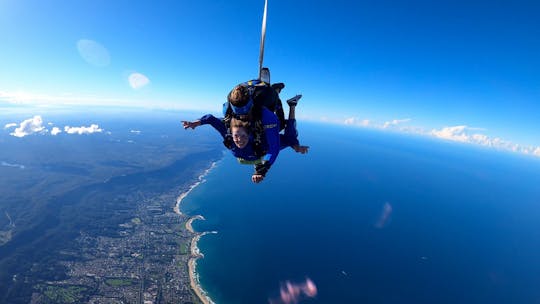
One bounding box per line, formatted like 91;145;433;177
182;94;308;183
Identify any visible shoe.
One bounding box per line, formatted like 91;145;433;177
271;83;285;93
286;94;302;106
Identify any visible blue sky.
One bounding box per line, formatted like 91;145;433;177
1;0;539;151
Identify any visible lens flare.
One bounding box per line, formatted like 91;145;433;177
76;39;111;67
269;277;318;304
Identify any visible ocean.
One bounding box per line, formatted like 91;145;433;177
181;122;540;304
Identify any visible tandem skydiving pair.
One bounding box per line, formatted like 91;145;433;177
182;76;309;184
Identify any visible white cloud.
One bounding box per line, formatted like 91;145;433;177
64;124;103;135
130;130;141;134
431;125;540;158
342;117;412;130
1;161;25;169
4;123;16;129
6;116;105;137
344;117;370;127
383;118;412;129
471;133;490;145
337;116;540;159
10;116;47;137
128;72;150;89
343;117;355;125
431;125;470;142
51;127;62;135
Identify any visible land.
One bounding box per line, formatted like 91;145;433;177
0;114;223;304
30;189;200;304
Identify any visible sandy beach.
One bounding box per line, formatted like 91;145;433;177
172;161;218;304
189;231;218;304
186;215;205;233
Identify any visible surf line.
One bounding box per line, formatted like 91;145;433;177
188;218;218;304
173;161;218;216
172;160;220;304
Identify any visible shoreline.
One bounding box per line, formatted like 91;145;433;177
173;160;219;304
189;230;218;304
186;215;205;234
174;161;217;215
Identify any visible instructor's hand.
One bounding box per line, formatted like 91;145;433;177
251;174;265;184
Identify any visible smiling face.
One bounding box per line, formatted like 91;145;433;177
231;126;249;149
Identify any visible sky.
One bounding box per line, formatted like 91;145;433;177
1;0;539;154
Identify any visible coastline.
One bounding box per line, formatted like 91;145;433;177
174;161;217;215
186;215;205;233
173;160;219;304
189;230;218;304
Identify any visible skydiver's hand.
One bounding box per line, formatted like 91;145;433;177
252;174;265;183
292;145;310;154
182;120;201;130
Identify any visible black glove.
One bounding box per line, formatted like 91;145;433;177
254;161;271;177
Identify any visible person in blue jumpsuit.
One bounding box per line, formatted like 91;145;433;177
182;94;308;183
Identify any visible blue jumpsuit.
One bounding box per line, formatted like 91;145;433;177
199;109;299;167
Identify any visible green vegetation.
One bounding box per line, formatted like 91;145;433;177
179;242;189;255
105;278;135;287
43;285;87;304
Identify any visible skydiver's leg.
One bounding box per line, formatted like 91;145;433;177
272;83;286;131
275;99;286;131
288;104;296;120
283;95;309;154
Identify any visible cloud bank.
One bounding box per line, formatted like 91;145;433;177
342;116;413;131
340;116;540;158
383;118;412;129
344;117;370;126
431;125;540;156
64;124;103;135
5;116;104;137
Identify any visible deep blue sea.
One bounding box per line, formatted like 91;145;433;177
182;122;540;304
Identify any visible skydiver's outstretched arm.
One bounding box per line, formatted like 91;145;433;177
182;114;228;139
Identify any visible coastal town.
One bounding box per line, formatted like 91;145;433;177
28;174;213;304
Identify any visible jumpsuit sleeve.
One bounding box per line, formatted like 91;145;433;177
199;114;227;139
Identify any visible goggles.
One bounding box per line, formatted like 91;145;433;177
229;97;254;115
